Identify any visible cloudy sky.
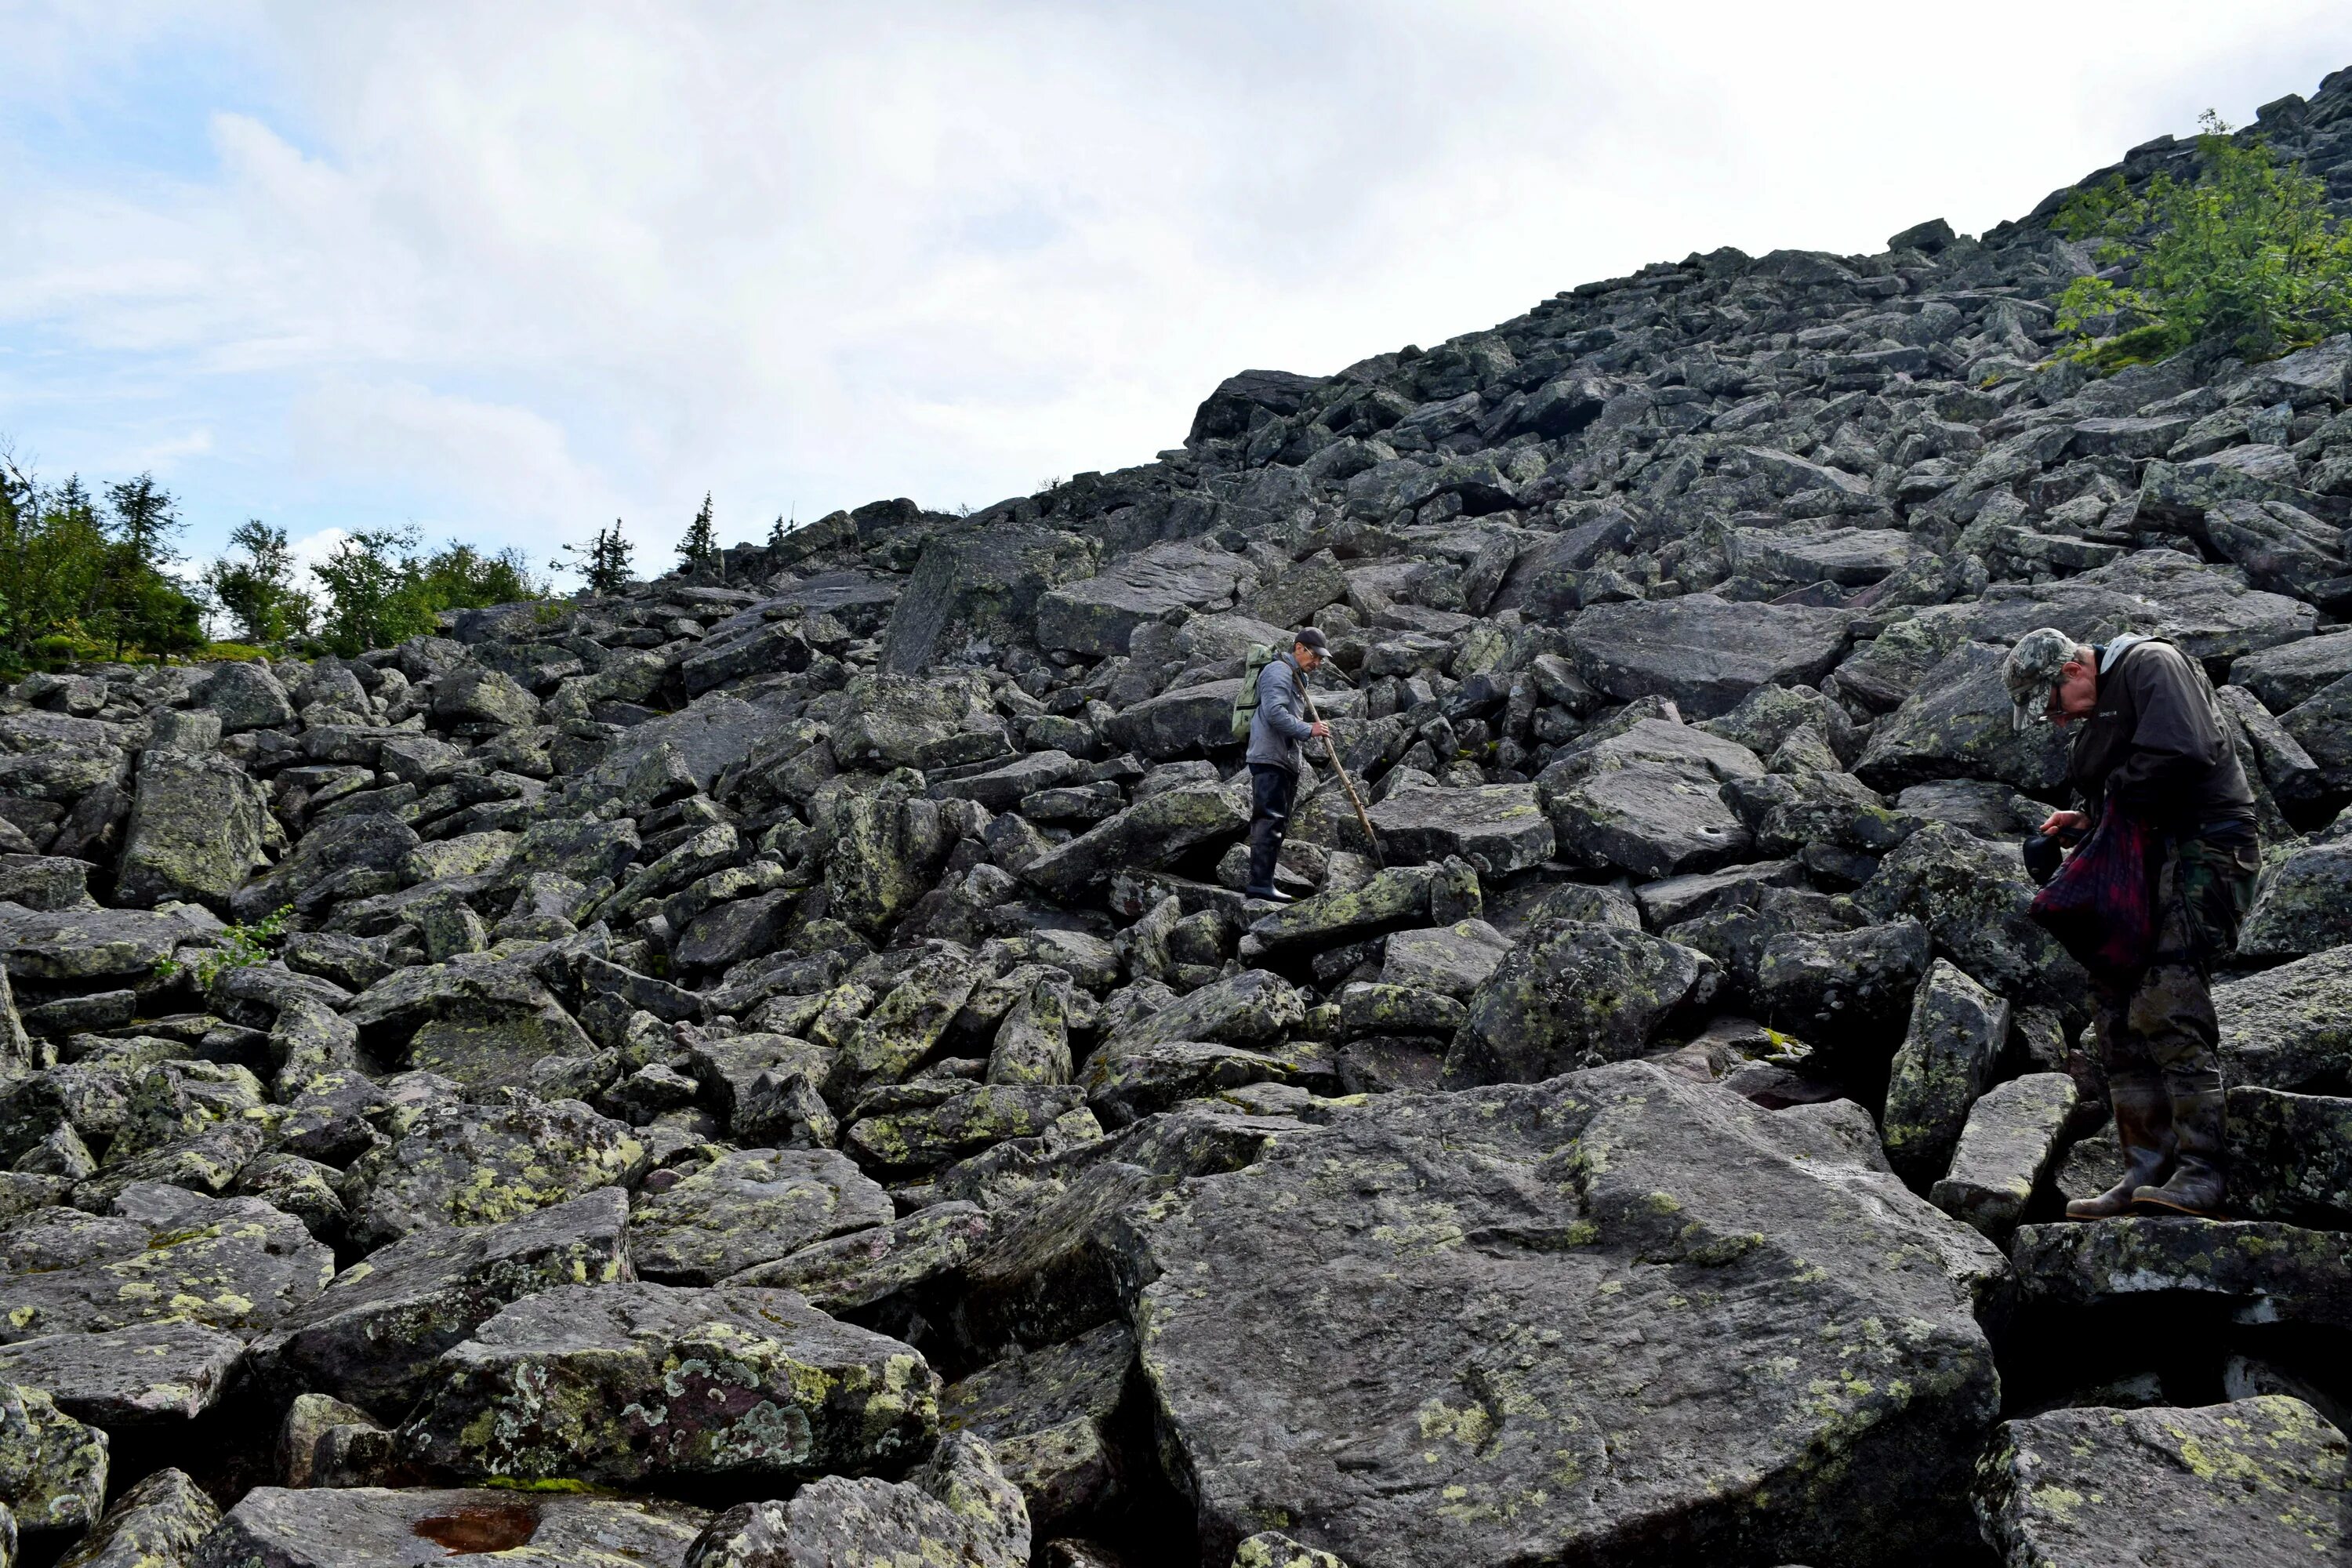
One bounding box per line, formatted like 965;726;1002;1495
4;2;2350;582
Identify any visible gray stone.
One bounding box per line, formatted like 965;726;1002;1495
0;1385;104;1537
881;522;1095;673
341;1093;643;1251
2227;1085;2352;1229
629;1149;891;1285
1541;760;1751;877
114;750;270;911
1444;923;1711;1085
1037;539;1257;657
1755;920;1933;1058
941;1322;1133;1530
1363;784;1554;877
1974;1397;2349;1568
197;662;296;731
57;1466;217;1568
1929;1072;2076;1240
683;1433;1028;1568
194;1486;708;1568
1116;1061;2002;1568
726;1201;993;1315
1881;959;2009;1187
1853;822;2082;1007
1020;786;1249;902
1378;920;1512;997
231;813;419;922
2217;943;2352;1093
1853;641;2074;793
0;1321;244;1427
249;1187;633;1419
1566;594;1853;718
2238;840;2352;959
397;1283;938;1490
2013;1217;2352;1329
2232;631;2352;713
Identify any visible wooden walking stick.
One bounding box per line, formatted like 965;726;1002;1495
1301;686;1383;869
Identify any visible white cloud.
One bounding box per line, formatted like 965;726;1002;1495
4;1;2352;559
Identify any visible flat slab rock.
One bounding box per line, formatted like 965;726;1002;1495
398;1282;938;1490
627;1148;893;1285
1113;1060;2004;1568
2013;1217;2352;1329
0;1319;245;1426
248;1186;634;1420
1565;593;1853;719
1974;1396;2349;1567
0;1182;332;1343
1363;784;1554;877
193;1486;711;1568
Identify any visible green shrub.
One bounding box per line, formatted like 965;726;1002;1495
2056;111;2352;366
313;527;546;657
155;906;290;988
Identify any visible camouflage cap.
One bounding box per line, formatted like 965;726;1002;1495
2002;626;2083;731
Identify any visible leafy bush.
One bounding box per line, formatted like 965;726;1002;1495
313;527;545;656
2056;111;2352;366
155;906;290;988
204;521;314;645
0;452;209;671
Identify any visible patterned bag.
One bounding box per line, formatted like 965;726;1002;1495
2028;806;2163;975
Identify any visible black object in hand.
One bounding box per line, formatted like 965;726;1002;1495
2022;831;2065;887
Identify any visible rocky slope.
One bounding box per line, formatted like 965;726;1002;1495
0;66;2349;1568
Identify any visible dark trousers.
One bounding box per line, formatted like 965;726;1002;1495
2090;829;2259;1091
1247;763;1298;892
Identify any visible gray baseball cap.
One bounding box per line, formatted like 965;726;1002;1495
1293;627;1329;652
2002;627;2082;731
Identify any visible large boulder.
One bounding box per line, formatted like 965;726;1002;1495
341;1094;643;1252
880;523;1096;674
1853;822;2082;1007
1443;924;1711;1086
1852;642;2073;793
1363;784;1554;877
2234;631;2352;712
0;1184;332;1342
0;1321;244;1428
248;1188;633;1420
2216;943;2352;1093
1566;594;1853;718
231;813;419;922
194;1486;708;1568
59;1467;219;1568
2238;840;2352;960
1974;1397;2349;1566
939;1322;1134;1529
114;748;270;911
627;1149;892;1285
1019;786;1248;902
397;1283;938;1490
1036;539;1258;656
196;662;296;731
1881;959;2009;1187
684;1432;1029;1568
2013;1218;2352;1330
1114;1062;2004;1567
1929;1073;2077;1242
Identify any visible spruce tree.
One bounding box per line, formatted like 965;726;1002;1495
564;521;636;594
677;492;719;572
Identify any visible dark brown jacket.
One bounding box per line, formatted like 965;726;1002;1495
2067;637;2256;831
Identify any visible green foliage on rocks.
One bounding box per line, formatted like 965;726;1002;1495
2057;111;2352;365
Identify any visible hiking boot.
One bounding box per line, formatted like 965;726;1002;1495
2065;1073;2174;1220
2133;1078;2227;1218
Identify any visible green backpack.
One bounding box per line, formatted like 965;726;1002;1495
1229;644;1279;741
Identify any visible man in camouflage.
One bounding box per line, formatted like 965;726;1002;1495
2003;627;2262;1220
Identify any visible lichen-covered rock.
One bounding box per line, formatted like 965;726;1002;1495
105;1058;268;1167
1929;1073;2076;1241
1973;1396;2349;1568
1105;968;1305;1053
628;1149;891;1284
1378;920;1512;998
2013;1217;2352;1329
727;1201;993;1314
2238;839;2352;960
1363;784;1554;877
341;1091;642;1251
684;1432;1029;1568
1853;821;2082;1006
2217;943;2352;1093
1444;923;1711;1086
249;1186;633;1419
1114;1061;2002;1567
941;1322;1134;1529
397;1283;938;1490
1755;919;1932;1058
114;749;270;911
1243;866;1432;953
56;1466;216;1568
230;812;419;922
1233;1533;1354;1568
1853;641;2073;793
829;952;982;1093
1566;594;1854;717
2227;1086;2352;1229
0;1321;243;1428
0;1385;104;1537
1881;959;2009;1187
1036;537;1254;656
0;905;205;983
846;1084;1087;1172
276;1392;398;1490
0;1184;332;1342
1541;761;1750;878
194;1486;709;1568
1019;786;1250;902
1084;1043;1293;1127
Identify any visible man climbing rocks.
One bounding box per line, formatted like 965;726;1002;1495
2003;627;2262;1221
1243;628;1330;903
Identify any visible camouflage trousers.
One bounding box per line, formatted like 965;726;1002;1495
2090;829;2260;1083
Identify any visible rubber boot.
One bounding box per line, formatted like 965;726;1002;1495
2064;1073;2175;1220
1243;815;1290;902
2133;1076;2227;1218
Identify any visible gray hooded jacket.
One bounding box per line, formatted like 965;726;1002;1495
1246;652;1315;773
